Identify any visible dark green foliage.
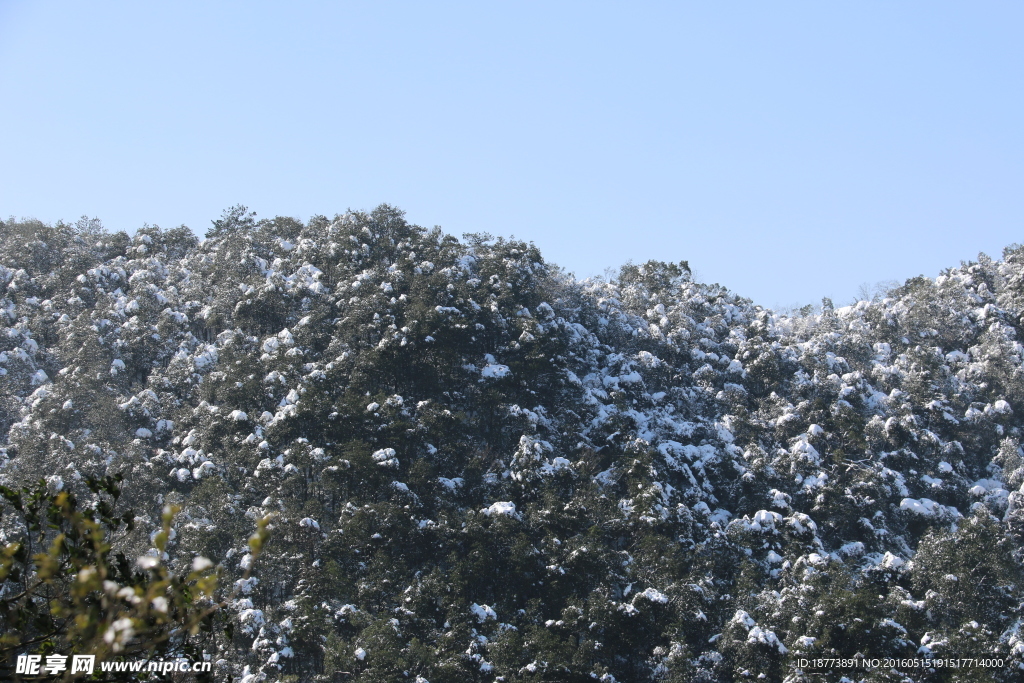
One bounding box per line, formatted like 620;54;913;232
1;210;1023;681
0;476;270;681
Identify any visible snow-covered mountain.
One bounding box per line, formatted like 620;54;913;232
2;206;1022;681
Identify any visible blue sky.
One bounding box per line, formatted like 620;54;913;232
1;1;1022;308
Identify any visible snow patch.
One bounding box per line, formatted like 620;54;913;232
481;501;517;518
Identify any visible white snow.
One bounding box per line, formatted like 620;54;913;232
900;497;961;519
470;603;498;622
438;476;464;490
747;626;788;654
878;618;907;634
730;610;756;629
481;501;517;517
481;363;511;379
992;399;1012;414
372;448;399;468
239;608;266;634
749;510;782;532
191;556;213;571
881;552;905;569
192;461;215;479
636;587;669;604
837;542;865;559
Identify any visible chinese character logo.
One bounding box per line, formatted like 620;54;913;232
16;653;95;676
15;654;41;675
71;655;96;674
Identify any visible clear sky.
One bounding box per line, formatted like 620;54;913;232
2;1;1022;309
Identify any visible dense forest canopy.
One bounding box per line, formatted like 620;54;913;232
1;207;1023;682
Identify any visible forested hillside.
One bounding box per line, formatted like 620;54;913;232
1;207;1023;682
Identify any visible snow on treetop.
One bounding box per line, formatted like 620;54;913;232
480;353;511;379
481;501;517;517
371;448;398;468
899;497;962;520
469;603;497;622
635;587;668;604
